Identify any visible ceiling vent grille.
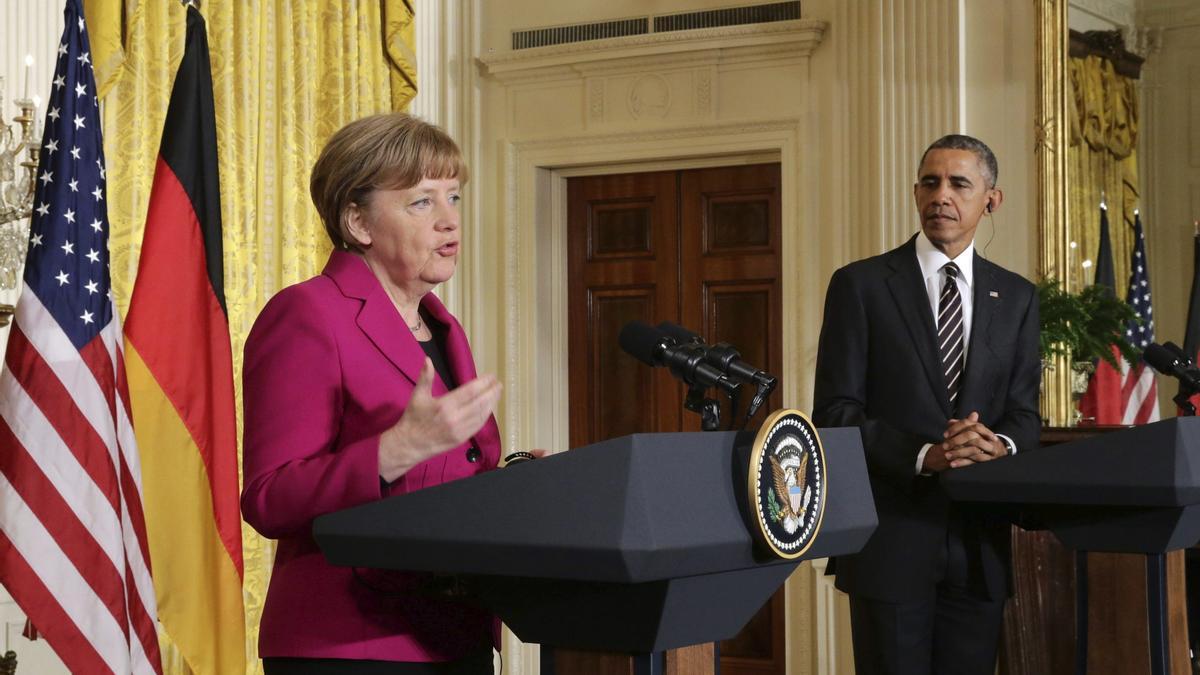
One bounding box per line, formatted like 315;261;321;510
512;18;649;51
511;1;801;51
654;1;800;33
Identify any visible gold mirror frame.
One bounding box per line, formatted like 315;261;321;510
1036;0;1073;426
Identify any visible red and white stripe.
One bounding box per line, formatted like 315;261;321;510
1121;359;1160;425
0;287;161;675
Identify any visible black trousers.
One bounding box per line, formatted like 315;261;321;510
847;515;1006;675
263;647;493;675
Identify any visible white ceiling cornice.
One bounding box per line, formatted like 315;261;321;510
1070;0;1136;28
478;19;826;82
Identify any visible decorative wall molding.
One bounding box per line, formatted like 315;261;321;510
479;19;826;82
511;118;802;152
1037;0;1074;425
1123;26;1164;60
587;78;604;122
497;111;825;673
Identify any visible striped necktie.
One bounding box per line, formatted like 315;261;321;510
938;262;965;411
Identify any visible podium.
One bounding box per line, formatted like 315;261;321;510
942;417;1200;675
314;427;877;673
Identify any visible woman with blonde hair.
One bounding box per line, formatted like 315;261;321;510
242;113;501;674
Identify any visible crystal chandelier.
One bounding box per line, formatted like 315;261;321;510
0;72;39;328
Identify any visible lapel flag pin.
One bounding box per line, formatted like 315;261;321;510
989;290;1000;298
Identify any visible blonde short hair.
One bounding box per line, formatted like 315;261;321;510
309;113;468;249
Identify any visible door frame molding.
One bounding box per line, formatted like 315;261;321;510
496;117;843;674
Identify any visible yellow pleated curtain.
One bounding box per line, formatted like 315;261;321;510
84;1;416;673
1067;54;1140;297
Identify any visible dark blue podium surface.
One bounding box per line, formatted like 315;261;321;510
942;417;1200;553
941;417;1200;675
313;428;876;653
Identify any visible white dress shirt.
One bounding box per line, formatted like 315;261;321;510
912;232;1016;474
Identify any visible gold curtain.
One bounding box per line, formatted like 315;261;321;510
98;1;416;673
1067;54;1139;298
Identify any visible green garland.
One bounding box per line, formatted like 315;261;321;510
1037;277;1140;369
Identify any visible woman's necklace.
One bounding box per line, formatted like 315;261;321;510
409;314;424;333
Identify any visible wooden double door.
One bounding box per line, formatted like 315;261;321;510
567;163;785;675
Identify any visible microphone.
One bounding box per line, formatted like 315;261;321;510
618;321;738;394
1143;343;1200;392
655;321;777;388
1164;341;1194;365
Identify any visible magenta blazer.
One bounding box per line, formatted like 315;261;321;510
241;250;502;662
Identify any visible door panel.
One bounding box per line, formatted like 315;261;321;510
567;163;785;675
568;171;681;449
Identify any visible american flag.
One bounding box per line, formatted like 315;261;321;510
1120;211;1160;425
0;1;163;673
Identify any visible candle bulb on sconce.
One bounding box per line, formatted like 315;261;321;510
1081;258;1094;288
23;55;33;99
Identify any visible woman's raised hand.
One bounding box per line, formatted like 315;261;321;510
378;358;502;482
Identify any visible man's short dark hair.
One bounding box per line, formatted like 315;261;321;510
919;134;998;188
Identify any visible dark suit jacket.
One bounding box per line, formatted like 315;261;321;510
812;235;1040;602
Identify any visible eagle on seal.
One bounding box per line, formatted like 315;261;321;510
769;450;810;535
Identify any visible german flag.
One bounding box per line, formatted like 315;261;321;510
124;6;244;674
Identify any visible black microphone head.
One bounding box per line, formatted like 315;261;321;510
1143;343;1179;375
619;320;671;367
1164;341;1192;364
656;321;702;344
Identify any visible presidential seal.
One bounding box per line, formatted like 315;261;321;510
748;409;826;559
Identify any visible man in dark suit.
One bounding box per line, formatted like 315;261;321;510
813;134;1041;675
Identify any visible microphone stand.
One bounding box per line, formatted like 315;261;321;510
1175;387;1197;417
685;384;722;432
